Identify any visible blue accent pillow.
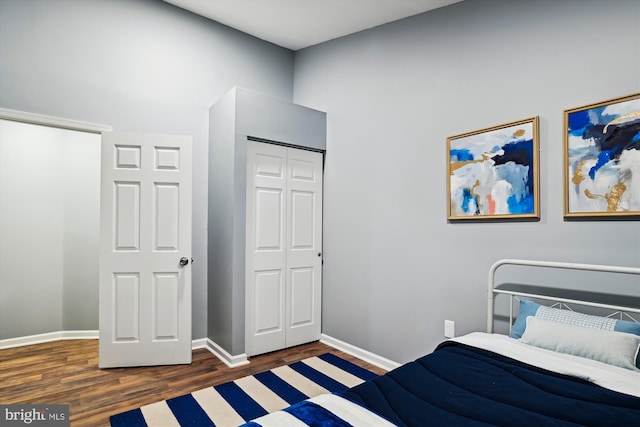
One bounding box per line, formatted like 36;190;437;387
509;299;640;339
616;319;640;335
509;300;540;338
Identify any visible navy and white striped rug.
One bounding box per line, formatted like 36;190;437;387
110;353;378;427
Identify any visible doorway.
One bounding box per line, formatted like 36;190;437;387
0;116;103;342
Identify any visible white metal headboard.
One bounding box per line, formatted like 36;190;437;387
487;259;640;333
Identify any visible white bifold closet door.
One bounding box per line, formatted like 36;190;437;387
245;141;323;357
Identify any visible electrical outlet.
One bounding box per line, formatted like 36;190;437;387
444;320;455;338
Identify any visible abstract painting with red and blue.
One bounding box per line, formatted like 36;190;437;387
447;117;540;220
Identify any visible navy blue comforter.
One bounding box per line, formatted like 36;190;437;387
339;341;640;426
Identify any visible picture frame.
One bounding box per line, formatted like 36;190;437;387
564;93;640;218
447;117;540;220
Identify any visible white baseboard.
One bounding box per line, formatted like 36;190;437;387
0;332;225;355
203;338;249;368
320;334;401;372
0;330;99;350
191;337;208;350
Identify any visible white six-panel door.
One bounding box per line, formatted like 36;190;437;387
246;141;323;356
99;133;192;368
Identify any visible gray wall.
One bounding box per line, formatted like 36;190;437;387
208;87;326;355
62;130;101;331
0;0;294;340
292;0;640;363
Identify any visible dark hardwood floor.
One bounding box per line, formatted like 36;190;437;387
0;339;387;426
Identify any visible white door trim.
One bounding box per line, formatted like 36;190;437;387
0;108;112;133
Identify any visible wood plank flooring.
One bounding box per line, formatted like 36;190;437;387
0;340;387;426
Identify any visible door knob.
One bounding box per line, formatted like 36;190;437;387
179;257;189;266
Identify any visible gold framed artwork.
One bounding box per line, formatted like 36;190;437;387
564;93;640;218
447;117;540;220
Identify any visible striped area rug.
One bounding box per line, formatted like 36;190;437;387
110;353;378;427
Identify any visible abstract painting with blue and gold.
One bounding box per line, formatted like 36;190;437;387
566;94;640;215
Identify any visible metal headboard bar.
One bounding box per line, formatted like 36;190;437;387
493;289;640;314
487;259;640;333
494;290;640;330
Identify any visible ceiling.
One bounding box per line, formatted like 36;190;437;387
162;0;463;51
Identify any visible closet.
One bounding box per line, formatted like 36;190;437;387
207;87;326;360
245;141;323;356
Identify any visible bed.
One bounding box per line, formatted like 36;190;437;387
242;259;640;427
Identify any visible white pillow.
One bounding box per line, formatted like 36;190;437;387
520;316;640;371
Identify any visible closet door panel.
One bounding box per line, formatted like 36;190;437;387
285;147;323;347
246;142;287;356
